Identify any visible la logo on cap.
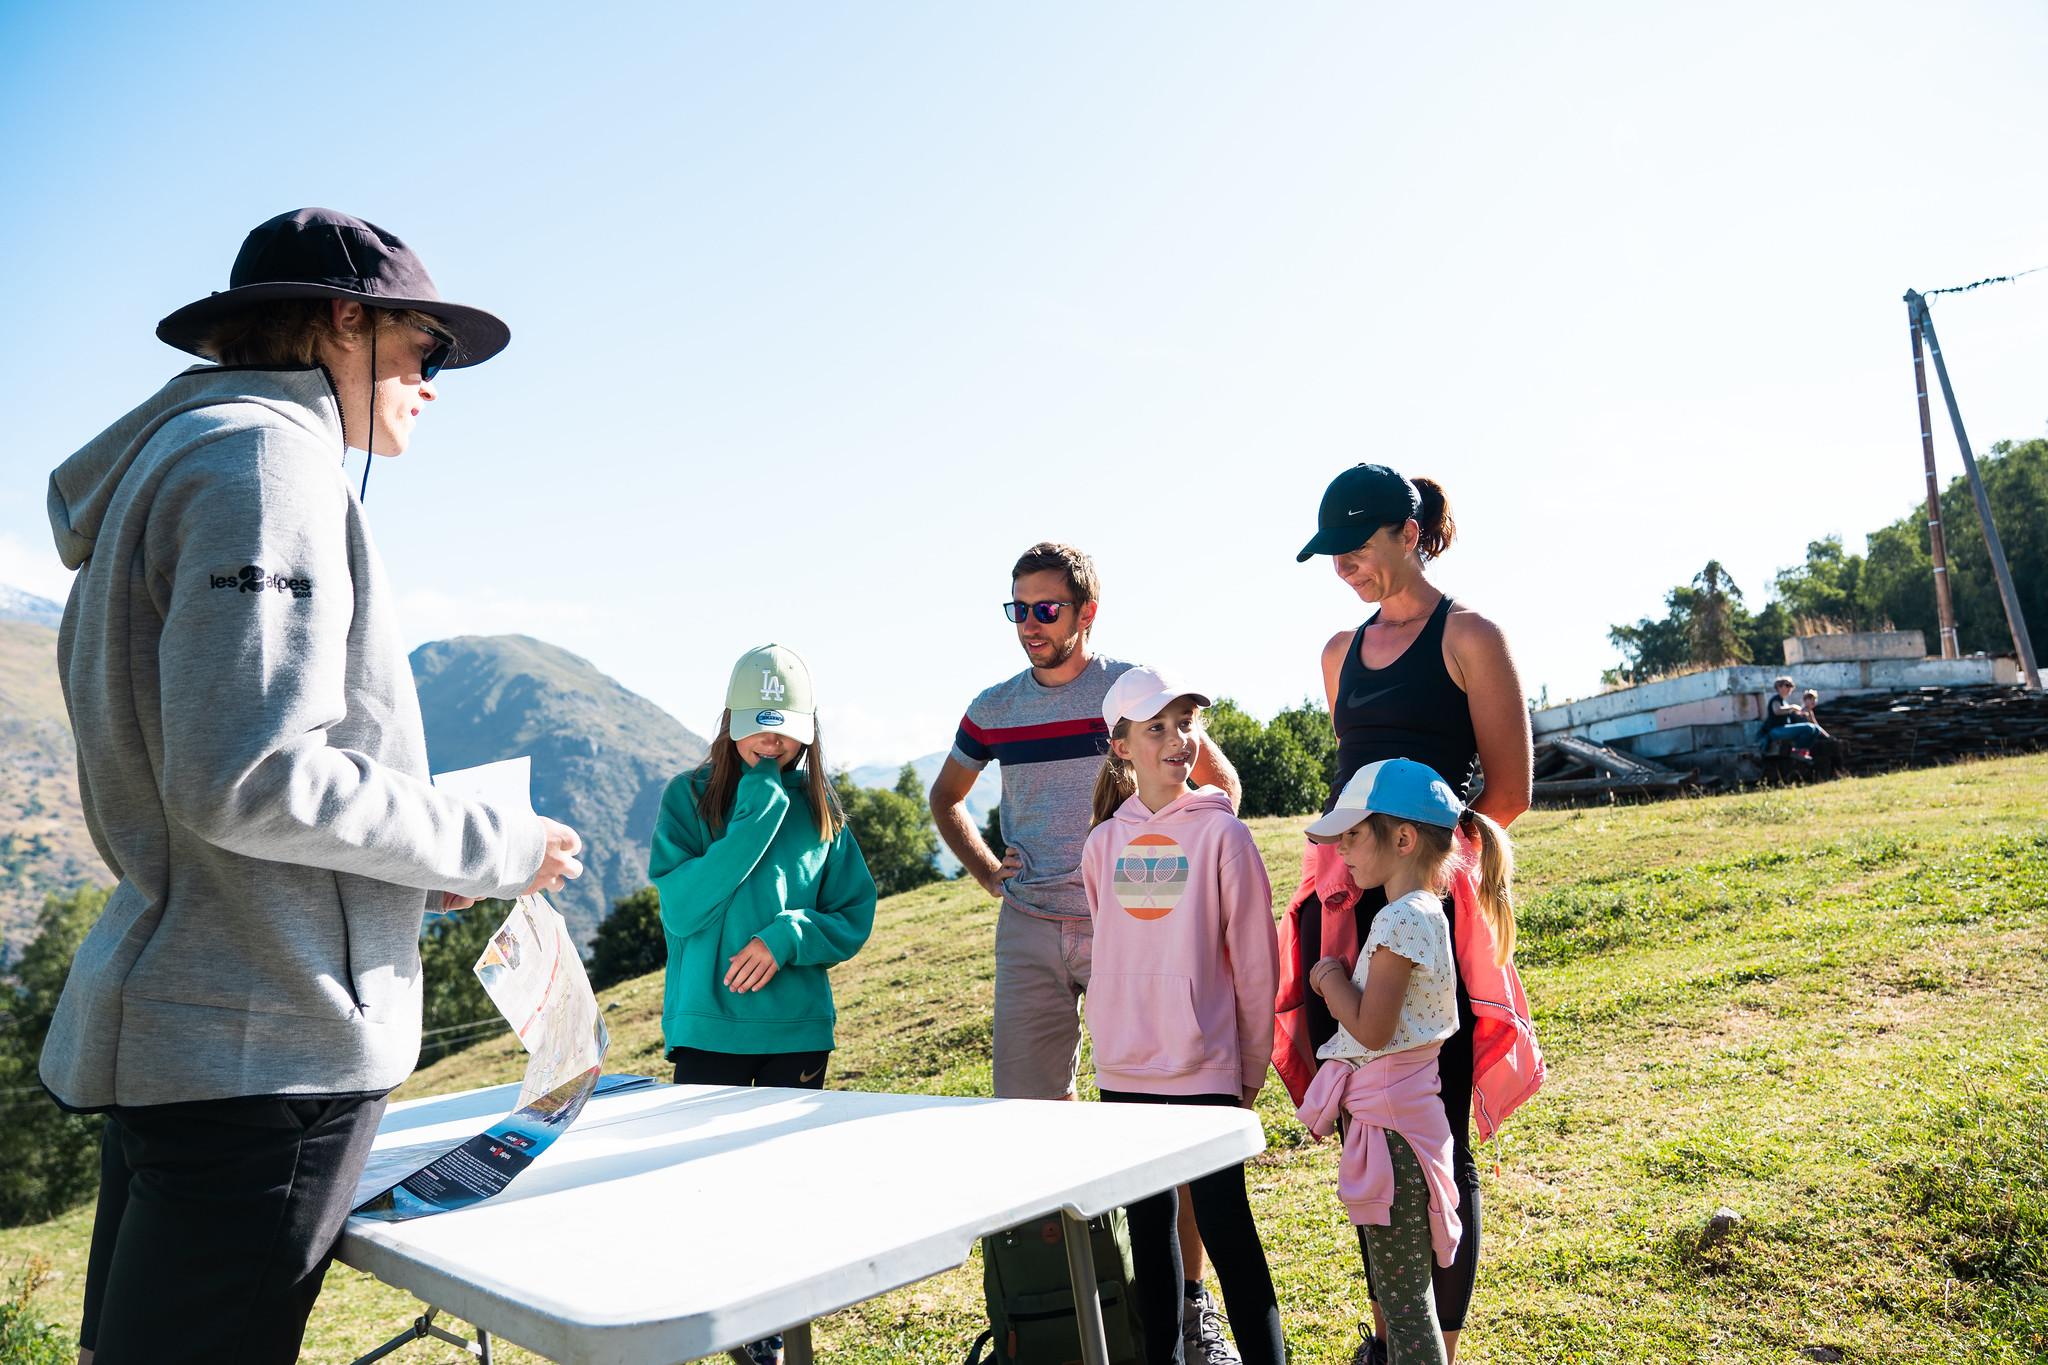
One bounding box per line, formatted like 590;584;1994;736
760;671;787;703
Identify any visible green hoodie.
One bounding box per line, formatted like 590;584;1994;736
649;760;876;1056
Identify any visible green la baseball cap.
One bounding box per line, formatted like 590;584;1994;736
1296;463;1422;561
726;644;816;746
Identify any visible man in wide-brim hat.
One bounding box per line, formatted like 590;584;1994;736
41;207;587;1364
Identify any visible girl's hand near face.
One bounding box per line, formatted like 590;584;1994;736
724;937;779;992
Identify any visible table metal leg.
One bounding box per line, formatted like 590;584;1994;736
1060;1211;1111;1365
728;1321;811;1365
349;1306;492;1363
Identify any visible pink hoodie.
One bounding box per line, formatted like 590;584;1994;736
1295;1049;1463;1266
1081;788;1278;1099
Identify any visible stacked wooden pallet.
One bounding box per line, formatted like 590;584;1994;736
1815;684;2048;772
1532;733;1701;803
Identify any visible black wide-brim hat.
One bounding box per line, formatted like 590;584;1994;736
156;208;509;368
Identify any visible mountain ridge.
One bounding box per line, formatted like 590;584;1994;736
410;634;710;945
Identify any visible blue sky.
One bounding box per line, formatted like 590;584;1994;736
4;2;2045;765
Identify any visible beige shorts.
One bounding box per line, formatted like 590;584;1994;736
991;904;1094;1099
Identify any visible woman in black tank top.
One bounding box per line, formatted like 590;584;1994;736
1292;463;1534;1358
1331;594;1480;803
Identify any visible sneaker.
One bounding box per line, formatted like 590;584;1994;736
744;1335;784;1365
1182;1284;1240;1365
1350;1325;1389;1365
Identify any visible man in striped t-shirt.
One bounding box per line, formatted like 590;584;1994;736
929;542;1241;1101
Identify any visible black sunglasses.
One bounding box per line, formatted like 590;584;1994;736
420;329;455;381
1002;600;1077;624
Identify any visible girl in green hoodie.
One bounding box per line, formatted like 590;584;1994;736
648;644;877;1092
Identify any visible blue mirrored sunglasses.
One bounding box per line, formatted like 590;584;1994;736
420;329;455;381
1002;600;1075;624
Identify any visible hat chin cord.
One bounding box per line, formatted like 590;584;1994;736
359;326;377;502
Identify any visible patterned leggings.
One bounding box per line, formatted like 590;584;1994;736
1357;1133;1446;1365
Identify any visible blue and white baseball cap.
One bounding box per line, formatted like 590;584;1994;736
1305;757;1463;841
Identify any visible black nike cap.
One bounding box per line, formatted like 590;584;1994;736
1296;463;1422;561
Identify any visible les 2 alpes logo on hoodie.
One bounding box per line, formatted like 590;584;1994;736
209;565;313;600
1111;833;1189;920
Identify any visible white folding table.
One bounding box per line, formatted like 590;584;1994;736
338;1079;1264;1365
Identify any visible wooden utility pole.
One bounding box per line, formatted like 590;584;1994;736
1904;290;2041;690
1905;299;1961;659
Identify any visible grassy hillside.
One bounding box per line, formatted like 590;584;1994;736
5;756;2044;1363
0;619;100;956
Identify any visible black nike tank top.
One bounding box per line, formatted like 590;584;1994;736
1330;594;1480;804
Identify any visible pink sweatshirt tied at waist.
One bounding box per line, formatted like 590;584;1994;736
1295;1050;1463;1267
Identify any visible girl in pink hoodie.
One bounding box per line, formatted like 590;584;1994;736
1299;758;1516;1365
1080;666;1286;1365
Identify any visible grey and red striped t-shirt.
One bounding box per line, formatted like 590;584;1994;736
951;655;1132;922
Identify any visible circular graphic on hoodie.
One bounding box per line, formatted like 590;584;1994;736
1112;832;1189;919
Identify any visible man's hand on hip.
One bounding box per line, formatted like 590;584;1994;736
975;846;1022;900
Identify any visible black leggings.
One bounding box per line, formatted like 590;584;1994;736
1299;887;1482;1331
1099;1089;1286;1365
668;1046;830;1089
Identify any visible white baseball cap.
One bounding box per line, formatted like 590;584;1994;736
726;644;816;745
1102;665;1213;730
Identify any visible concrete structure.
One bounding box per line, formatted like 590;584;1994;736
1783;630;1925;665
1532;654;2020;779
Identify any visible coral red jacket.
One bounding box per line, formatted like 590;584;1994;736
1273;834;1543;1141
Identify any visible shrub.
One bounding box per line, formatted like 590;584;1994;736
833;767;942;899
587;885;666;991
0;1257;70;1365
417;900;509;1062
0;886;109;1226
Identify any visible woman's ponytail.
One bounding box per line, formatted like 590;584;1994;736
1457;808;1516;965
1411;476;1456;562
1090;719;1136;827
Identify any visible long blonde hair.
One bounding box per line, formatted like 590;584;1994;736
1089;717;1136;827
1355;808;1516;965
696;709;844;842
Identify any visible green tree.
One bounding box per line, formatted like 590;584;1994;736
1606;562;1758;683
832;768;942;898
417;900;507;1061
1201;698;1328;818
1772;536;1873;629
1744;599;1793;671
1800;438;2047;656
1269;698;1339;796
587;885;666;991
1687;561;1750;667
1201;698;1263;763
1239;727;1326;817
980;805;1006;860
0;885;109;1225
1606;596;1697;685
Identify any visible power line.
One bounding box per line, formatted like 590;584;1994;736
1921;265;2048;299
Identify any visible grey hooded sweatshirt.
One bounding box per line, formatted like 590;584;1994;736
40;365;545;1109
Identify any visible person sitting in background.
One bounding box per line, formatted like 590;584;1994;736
1759;676;1839;777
